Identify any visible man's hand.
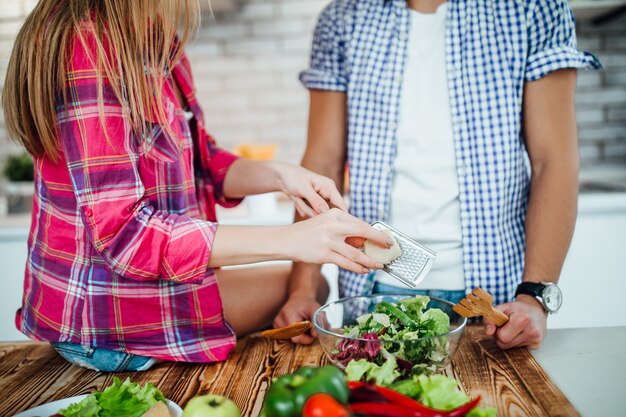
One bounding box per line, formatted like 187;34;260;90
484;295;547;350
273;293;321;345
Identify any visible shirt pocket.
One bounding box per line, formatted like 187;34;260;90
139;96;188;163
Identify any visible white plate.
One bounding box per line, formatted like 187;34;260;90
13;394;183;417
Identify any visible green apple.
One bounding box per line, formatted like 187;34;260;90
182;394;242;417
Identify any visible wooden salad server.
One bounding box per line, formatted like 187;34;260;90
453;288;510;327
252;321;312;340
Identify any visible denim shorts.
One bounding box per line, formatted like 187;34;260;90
52;342;157;372
372;281;466;305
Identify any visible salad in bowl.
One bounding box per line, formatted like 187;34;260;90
313;294;467;376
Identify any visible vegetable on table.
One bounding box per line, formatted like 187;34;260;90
261;366;349;417
58;378;168;417
182;394;242;417
345;356;496;417
302;393;349;417
348;381;482;417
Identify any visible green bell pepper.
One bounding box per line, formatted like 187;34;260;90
262;366;349;417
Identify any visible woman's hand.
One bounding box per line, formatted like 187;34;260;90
284;208;394;274
272;161;347;218
223;160;347;217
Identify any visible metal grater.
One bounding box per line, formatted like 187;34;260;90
371;221;437;289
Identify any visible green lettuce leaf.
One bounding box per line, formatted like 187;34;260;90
467;407;498;417
388;377;423;398
397;295;430;320
415;374;470;410
59;378;165;417
59;395;101;417
345;357;400;386
97;378;165;417
421;308;450;336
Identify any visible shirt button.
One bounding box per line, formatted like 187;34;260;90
383;165;392;175
399;32;409;41
84;207;94;217
394;75;403;85
390;122;398;130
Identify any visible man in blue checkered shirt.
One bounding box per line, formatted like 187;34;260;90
274;0;601;350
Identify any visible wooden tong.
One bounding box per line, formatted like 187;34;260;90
453;288;509;327
253;321;312;340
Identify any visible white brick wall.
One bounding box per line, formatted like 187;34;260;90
185;0;326;163
0;0;624;166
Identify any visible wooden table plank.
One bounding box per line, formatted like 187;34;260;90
0;326;578;417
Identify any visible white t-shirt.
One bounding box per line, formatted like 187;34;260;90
376;3;465;290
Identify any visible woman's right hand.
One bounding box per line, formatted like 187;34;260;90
284;208;395;274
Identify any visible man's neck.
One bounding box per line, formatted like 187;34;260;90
406;0;447;13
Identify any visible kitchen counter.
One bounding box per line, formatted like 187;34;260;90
531;326;626;417
0;326;581;417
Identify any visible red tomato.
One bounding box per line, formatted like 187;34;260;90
303;393;349;417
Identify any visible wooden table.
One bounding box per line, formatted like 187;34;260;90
0;327;578;417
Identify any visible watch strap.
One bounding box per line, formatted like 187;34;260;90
515;282;546;299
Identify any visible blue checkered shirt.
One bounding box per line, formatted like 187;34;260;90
300;0;601;304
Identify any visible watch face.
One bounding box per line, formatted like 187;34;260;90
542;284;563;312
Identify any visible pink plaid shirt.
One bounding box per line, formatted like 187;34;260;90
16;29;241;362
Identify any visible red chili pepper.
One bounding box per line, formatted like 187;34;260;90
348;381;442;414
350;402;437;417
348;381;482;417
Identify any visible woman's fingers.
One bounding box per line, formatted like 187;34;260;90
332;242;384;270
334;214;394;248
325;251;370;275
320;181;348;211
361;227;394;248
310;175;348;212
293;197;316;218
303;187;331;214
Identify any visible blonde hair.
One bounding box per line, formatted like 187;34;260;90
2;0;201;161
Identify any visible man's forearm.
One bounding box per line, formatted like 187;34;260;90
288;90;348;298
522;160;578;285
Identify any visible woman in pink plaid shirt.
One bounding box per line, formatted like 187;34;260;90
2;0;391;372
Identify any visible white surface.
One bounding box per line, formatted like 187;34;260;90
12;395;182;417
0;227;29;341
532;326;626;417
570;0;626;21
380;3;464;291
548;192;626;329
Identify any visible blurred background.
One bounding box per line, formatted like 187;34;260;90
0;0;625;340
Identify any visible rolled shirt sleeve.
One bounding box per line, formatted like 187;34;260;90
525;0;602;81
58;32;217;283
299;0;348;92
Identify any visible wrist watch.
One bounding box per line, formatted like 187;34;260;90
515;282;563;313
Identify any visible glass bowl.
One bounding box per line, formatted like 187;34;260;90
312;294;467;373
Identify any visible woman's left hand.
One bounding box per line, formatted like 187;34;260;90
274;162;348;217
